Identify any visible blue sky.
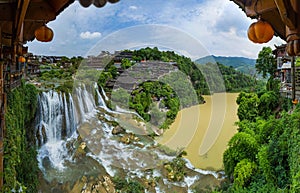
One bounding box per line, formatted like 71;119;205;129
27;0;285;59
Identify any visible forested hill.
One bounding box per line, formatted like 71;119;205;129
196;55;256;75
197;62;260;93
100;47;258;96
98;47;259;129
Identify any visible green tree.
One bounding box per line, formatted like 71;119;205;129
236;92;259;121
121;58;133;69
98;72;112;87
223;132;258;179
258;91;279;118
233;159;257;188
255;47;276;79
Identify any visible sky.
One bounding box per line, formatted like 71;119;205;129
27;0;285;59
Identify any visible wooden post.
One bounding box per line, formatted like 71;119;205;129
0;24;3;189
292;56;296;101
0;94;5;189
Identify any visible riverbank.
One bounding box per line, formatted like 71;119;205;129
156;93;239;170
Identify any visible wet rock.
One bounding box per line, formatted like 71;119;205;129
80;142;87;150
80;175;115;193
70;176;87;193
168;171;175;180
112;125;125;135
120;133;142;146
191;174;221;193
62;181;71;192
143;178;156;189
120;134;131;144
73;142;87;160
135;142;145;148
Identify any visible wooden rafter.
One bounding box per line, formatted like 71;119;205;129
16;0;30;42
274;0;296;30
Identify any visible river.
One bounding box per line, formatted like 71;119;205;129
36;84;226;192
156;93;239;170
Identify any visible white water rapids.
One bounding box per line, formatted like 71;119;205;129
35;83;222;192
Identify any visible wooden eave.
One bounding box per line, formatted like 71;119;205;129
230;0;287;40
0;0;75;45
231;0;300;56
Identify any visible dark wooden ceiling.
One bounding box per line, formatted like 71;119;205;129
0;0;74;44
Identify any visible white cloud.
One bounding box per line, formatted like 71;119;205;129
129;5;137;10
26;0;288;59
80;31;102;39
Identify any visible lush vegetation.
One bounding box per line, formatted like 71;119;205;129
198;62;262;93
99;47;209;99
219;47;299;193
39;56;82;81
164;157;186;182
37;56;84;93
132;47;209;96
101;47;259;130
196;55;256;75
113;177;144;193
3;82;39;193
121;81;180;129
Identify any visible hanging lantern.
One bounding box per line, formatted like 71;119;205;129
18;56;26;63
79;0;92;7
247;18;274;44
93;0;107;8
35;25;54;42
107;0;120;3
292;99;298;105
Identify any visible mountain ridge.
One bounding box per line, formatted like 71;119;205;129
195;55;256;75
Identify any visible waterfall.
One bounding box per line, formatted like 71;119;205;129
35;83;220;191
36;91;65;144
36;83;102;171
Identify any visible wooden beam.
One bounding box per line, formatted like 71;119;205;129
291;0;299;13
274;0;296;30
25;1;56;21
50;0;70;13
16;0;30;42
0;4;14;21
292;56;296;100
244;0;277;17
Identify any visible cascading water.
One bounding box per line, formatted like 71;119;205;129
36;83;222;192
36;84;100;173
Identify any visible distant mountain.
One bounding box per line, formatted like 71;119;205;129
195;55;256;75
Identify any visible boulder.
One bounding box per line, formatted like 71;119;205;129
120;134;131;144
112;126;125;135
73;142;87;160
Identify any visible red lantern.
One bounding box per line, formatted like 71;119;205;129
93;0;107;7
292;99;298;104
247;19;274;44
35;25;54;42
18;56;26;63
